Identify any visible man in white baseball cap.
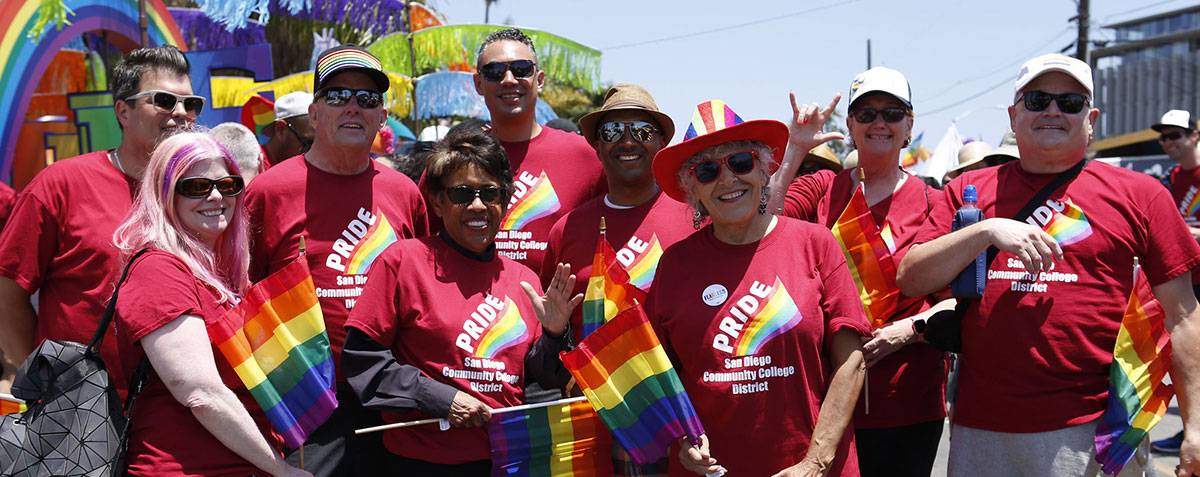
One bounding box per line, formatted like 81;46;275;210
264;91;315;165
901;52;1200;477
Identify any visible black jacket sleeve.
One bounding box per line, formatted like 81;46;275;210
523;326;573;391
342;326;459;417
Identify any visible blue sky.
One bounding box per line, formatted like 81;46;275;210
431;0;1178;148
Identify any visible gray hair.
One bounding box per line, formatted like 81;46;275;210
210;123;260;175
675;140;774;223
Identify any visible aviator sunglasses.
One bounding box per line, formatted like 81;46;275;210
125;90;205;115
175;176;245;199
598;120;659;143
445;185;504;205
1019;91;1089;114
479;60;537;82
317;87;384;109
851;107;910;124
690;150;758;184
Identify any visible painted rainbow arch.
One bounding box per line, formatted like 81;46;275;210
0;0;185;183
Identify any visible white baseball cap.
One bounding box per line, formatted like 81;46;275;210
1152;110;1195;132
848;67;912;110
275;92;313;121
1013;54;1093;102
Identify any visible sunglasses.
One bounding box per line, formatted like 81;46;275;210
690;150;758;184
479;60;537;82
283;121;313;153
598;120;659;143
1160;131;1186;142
1019;91;1089;114
317;87;384;109
445;185;504;205
175;176;245;199
850;107;910;124
125;90;205;115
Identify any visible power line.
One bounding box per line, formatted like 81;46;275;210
600;0;863;51
922;74;1015;116
922;27;1072;104
1101;0;1186;24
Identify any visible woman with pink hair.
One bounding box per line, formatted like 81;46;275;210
111;131;311;476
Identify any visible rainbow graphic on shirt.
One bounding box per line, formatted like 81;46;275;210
626;234;664;291
1043;199;1093;247
475;297;530;359
1184;187;1200;218
344;214;398;275
501;172;561;230
734;279;803;356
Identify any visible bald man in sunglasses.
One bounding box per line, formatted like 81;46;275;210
900;54;1200;477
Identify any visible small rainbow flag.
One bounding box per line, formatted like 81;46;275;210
240;95;276;145
487;399;613;476
625;234;664;291
734;279;803;356
345;214;398;275
1043;199;1093;247
1095;264;1174;475
474;297;530;359
581;228;645;339
560;304;706;465
207;256;337;449
831;185;905;328
0;394;25;415
502;172;561;231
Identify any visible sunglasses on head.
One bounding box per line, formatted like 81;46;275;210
598;120;659;143
850;107;910;124
479;60;537;82
690;150;758;184
445;185;504;205
1160;131;1186;142
125;90;205;115
317;87;384;109
175;176;245;199
1019;91;1089;114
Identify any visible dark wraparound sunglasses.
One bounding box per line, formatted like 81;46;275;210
1019;91;1089;114
317;88;384;109
176;176;245;199
690;150;758;184
125;90;205;115
284;121;312;153
479;60;537;82
445;185;503;205
1160;131;1186;142
598;120;659;143
851;107;910;124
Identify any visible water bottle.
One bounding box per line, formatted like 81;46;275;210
950;185;986;298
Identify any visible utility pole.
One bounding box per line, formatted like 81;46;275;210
1075;0;1089;61
866;39;872;69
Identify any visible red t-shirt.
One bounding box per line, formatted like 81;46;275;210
244;157;428;379
0;181;17;231
916;160;1200;432
115;250;279;476
540;191;695;343
0;151;136;382
1167;165;1200;284
784;169;946;428
646;218;870;477
344;236;545;464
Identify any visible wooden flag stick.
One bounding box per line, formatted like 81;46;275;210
354;396;589;434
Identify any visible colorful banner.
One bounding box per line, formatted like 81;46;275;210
487;399;612;476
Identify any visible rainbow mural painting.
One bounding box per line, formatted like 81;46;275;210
734;279;802;356
1044;199;1093;247
474;297;529;359
501;172;560;230
0;0;186;183
626;234;663;291
344;214;398;275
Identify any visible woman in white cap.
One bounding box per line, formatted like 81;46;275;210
648;99;868;476
777;67;953;477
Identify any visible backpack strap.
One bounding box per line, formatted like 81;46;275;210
88;248;151;353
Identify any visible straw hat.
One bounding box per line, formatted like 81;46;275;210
948;141;993;173
805;144;841;171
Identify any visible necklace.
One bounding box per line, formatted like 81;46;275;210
110;150;126;175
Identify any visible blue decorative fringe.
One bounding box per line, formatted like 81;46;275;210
413;71;557;124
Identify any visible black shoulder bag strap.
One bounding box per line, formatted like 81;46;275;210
985;158;1089;266
87;248;153;413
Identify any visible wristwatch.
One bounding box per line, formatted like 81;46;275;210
911;318;927;335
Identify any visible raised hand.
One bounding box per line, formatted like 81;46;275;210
787;91;845;154
520;262;583;337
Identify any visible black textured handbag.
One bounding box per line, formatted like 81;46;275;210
0;249;151;477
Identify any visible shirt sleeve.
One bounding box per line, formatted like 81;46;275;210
1140;185;1200;285
0;192;57;292
116;252;204;342
814;228;871;338
782;170;834;222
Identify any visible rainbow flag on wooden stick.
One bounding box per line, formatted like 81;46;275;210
208;256;337;449
1095;262;1174;475
831;184;905;328
580;220;645;339
561;304;705;464
486;399;613;476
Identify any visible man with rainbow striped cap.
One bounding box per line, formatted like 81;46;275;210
900;53;1200;477
243;44;429;476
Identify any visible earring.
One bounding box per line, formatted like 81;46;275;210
758;186;769;215
692;209;703;229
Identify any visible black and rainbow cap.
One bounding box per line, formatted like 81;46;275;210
313;45;389;93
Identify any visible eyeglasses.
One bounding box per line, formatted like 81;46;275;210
125;90;205;115
1019;91;1089;114
445;185;504;205
690;150;758;184
850;107;909;124
175;176;245;199
597;120;659;143
479;60;537;82
316;88;384;109
1160;131;1186;142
